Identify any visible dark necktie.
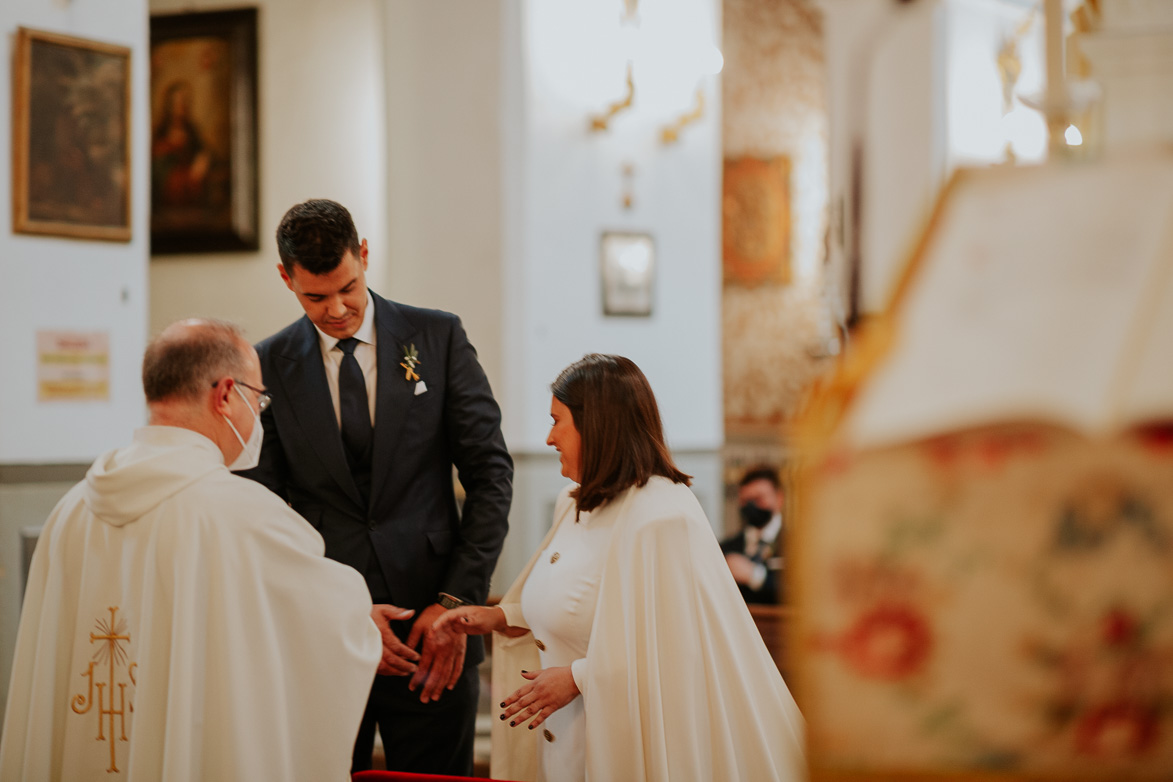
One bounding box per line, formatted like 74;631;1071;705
749;532;769;563
336;337;372;470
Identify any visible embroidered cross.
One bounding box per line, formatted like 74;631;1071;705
72;606;136;773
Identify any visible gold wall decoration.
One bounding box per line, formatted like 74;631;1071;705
588;62;635;132
660;87;706;145
722;155;792;287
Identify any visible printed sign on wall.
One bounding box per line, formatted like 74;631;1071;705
38;331;110;402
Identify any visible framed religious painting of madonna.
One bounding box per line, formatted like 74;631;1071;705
149;8;258;254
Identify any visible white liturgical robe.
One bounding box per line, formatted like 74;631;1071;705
0;426;381;782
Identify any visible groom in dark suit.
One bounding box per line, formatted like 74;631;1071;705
242;199;512;775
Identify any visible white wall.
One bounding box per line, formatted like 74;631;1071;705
0;0;151;734
147;0;387;345
822;0;946;317
381;9;722;414
945;0;1047;170
378;0;725;591
490;0;724;587
823;0;1062;319
0;2;151;463
382;0;505;395
505;0;724;455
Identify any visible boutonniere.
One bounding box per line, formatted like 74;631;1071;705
400;343;422;381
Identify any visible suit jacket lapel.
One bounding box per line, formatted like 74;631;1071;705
275;317;366;508
370;293;418;511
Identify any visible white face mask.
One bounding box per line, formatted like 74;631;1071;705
223;384;263;472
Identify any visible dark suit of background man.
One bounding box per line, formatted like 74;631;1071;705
242;199;513;775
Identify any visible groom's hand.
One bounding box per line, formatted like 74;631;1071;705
407;603;467;703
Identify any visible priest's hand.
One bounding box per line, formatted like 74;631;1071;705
370;604;421;676
433;605;530;638
501;667;580;730
406;603;467;703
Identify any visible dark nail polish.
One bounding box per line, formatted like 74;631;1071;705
521;670;529;674
528;724;535;730
499;714;506;720
499;702;506;708
509;721;516;727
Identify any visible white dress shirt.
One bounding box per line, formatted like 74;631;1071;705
313;291;377;427
744;511;783;591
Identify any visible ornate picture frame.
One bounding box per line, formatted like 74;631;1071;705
12;27;132;242
149;8;258;254
722;155;791;287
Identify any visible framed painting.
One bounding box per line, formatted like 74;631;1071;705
723;155;791;287
12;28;132;241
149;8;258;254
601;231;655;317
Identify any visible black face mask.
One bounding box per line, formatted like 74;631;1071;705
739;502;773;529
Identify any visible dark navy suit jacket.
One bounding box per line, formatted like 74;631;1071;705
241;291;512;667
720;529;782;604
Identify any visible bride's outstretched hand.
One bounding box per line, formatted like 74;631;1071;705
432;605;502;636
433;605;530;638
431;604;509;637
500;667;580;730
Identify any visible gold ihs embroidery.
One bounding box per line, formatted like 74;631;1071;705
72;606;136;773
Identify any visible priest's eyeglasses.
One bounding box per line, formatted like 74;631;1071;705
213;379;272;412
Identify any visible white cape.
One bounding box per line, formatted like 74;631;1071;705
0;427;381;782
492;478;806;781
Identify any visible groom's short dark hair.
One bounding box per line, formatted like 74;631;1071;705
276;199;362;276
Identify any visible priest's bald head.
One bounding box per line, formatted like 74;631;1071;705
142;319;269;470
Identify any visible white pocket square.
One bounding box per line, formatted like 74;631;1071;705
414;380;428;396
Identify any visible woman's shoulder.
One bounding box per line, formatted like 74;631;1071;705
623;476;706;527
637;474;697;500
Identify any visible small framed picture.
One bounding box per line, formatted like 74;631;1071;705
12;28;132;241
149;8;258;253
723;155;791;287
600;231;655;317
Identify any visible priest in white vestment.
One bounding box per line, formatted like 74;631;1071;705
0;319;383;782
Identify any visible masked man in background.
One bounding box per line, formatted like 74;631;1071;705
721;465;786;604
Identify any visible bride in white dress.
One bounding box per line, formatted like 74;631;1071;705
434;354;806;782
